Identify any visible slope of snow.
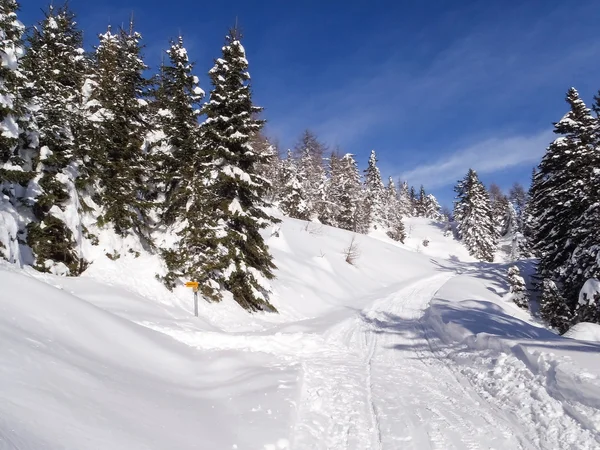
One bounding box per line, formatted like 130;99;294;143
2;215;600;449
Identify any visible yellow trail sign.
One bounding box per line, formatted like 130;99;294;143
185;281;199;288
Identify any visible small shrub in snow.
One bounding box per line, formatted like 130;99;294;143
507;265;528;309
343;236;360;265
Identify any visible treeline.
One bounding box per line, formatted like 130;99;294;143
0;1;447;313
454;87;600;331
0;1;278;311
263;132;444;242
452;170;528;262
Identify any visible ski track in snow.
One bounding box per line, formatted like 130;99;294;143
141;273;556;449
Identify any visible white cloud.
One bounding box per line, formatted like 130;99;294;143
399;129;553;189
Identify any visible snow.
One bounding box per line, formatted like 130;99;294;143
565;322;600;342
579;278;600;306
2;215;600;449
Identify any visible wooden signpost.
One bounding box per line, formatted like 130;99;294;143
185;281;200;317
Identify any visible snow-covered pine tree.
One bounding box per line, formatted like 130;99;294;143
252;132;280;202
149;35;204;226
295;130;326;220
335;153;367;233
409;185;417;215
0;0;36;263
560;92;600;317
538;278;572;334
22;3;87;275
199;27;278;312
320;150;342;227
414;185;427;217
83;23;152;238
384;177;406;242
397;180;413;217
453;169;497;262
529;89;596;324
507;265;528;309
423;194;442;220
508;182;527;229
363;150;385;228
488;183;511;237
278;149;309;220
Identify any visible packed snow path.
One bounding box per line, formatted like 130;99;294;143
291;274;531;449
144;273;537;449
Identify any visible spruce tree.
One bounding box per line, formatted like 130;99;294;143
539;278;572;333
22;3;87;274
199;27;278;312
321;150;342;227
397;181;413;217
84;24;152;238
423;194;442;220
385;177;406;242
335;153;367;233
294;130;326;220
529;88;595;284
507;265;528;309
150;35;204;226
453;169;497;261
0;0;35;263
363;150;385;228
279;150;309;220
414;185;427;217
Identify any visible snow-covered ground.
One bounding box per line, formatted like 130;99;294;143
1;215;600;449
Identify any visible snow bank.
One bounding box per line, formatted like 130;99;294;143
425;272;600;447
565;322;600;342
0;263;297;450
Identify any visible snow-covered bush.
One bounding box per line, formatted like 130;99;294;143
575;279;600;324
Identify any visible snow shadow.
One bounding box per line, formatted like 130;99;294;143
360;300;600;356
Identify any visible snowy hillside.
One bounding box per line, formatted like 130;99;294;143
2;216;600;449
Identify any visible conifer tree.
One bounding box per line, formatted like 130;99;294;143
385;177;406;242
0;0;35;263
84;24;152;238
252;132;280;201
297;144;326;219
507;265;528;309
363;150;385;227
199;27;278;312
529;88;595;285
279;150;308;220
321;150;342;227
397;181;413;217
22;3;87;274
539;278;572;333
409;185;417;214
423;194;442;220
414;185;427;217
335;153;367;233
453;169;497;261
150;35;204;226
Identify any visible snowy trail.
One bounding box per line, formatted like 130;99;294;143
291;274;534;449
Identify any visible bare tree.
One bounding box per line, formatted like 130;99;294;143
343;236;360;265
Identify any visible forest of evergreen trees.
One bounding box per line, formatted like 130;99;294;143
1;1;599;329
0;1;444;312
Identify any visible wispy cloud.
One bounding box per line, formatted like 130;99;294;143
399;130;553;189
260;1;600;162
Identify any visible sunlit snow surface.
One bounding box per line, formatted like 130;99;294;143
1;215;599;449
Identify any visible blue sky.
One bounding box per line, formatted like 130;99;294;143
20;0;600;206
